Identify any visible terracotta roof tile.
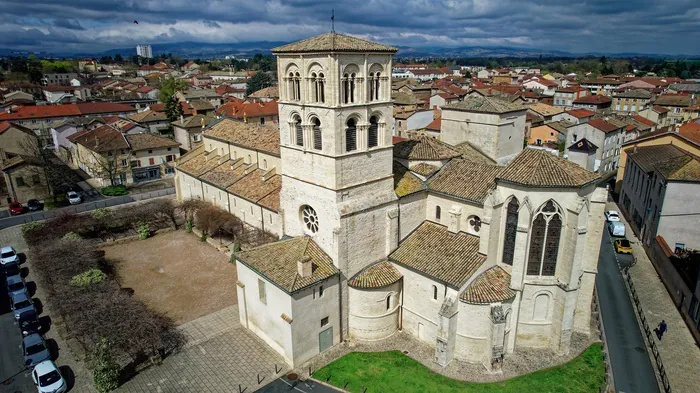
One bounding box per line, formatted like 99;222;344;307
235;237;339;293
393;161;426;197
226;169;281;209
588;118;621;133
410;163;440;177
348;261;402;289
573;95;612;105
125;133;179;151
444;96;525;114
453;142;497;164
626;144;689;173
205;118;280;156
248;86;279;98
199;158;252;189
389;222;485;288
272;33;397;53
654;95;691;107
460;266;515;304
679;122;700;144
427;159;500;203
655;155;700;182
71;124;129;153
632;115;656;127
498;148;599;188
425;118;440;132
393;136;461;161
130;109;168;123
566;109;595;118
177;150;223;177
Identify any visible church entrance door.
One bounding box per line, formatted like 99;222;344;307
319;327;333;352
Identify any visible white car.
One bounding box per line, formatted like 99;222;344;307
66;191;82;205
31;360;67;393
1;246;19;265
605;210;620;222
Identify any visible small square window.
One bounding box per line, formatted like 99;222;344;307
148;149;153;153
321;317;329;327
167;147;172;151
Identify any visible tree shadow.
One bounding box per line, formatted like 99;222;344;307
59;366;75;391
18;252;27;264
20;266;29;279
39;315;52;333
47;338;60;361
33;298;43;316
26;281;37;297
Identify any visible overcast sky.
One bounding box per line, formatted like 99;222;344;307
1;0;698;55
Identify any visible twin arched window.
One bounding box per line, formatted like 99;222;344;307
288;72;301;101
526;200;563;276
293;115;322;150
294;115;303;147
369;72;381;101
343;73;356;104
311;72;325;103
502;198;519;266
368;116;379;148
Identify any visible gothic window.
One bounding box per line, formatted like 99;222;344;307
294;115;303;147
526;200;563;276
435;205;441;220
312;117;322;150
318;73;325;103
346;118;357;152
368;116;379;148
301;205;319;234
502;198;519;266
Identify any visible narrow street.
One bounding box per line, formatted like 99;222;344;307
596;229;659;393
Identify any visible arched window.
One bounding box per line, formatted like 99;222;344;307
533;293;550;321
345;118;357;152
526;200;563;276
350;73;356;103
368;116;379;148
311;72;318;102
368;73;375;102
288;72;295;100
343;73;350;104
374;72;381;101
386;295;392;310
312;118;322;150
502;198;519;266
294;72;301;101
318;73;325;103
435;205;441;220
263;159;267;169
294;115;303;147
432;285;438;300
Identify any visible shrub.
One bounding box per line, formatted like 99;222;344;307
101;185;128;196
70;269;107;287
185;220;193;233
92;338;121;393
91;208;113;221
200;234;207;242
63;232;82;240
21;221;43;237
137;221;150;240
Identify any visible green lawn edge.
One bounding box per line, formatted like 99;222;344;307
312;343;604;393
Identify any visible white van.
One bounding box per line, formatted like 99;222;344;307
608;221;625;237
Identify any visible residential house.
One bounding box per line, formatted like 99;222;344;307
215;100;279;125
565;117;625;172
560;108;595;124
181;61;200;72
172;114;217;152
42;85;92;103
135;86;160;100
579;79;623;95
553;86;590;108
612;89;652;115
248;86;279;103
521;78;558;96
407;69;447;81
572;95;612;111
668;84;700;95
566;138;597;171
176;88;222;107
0;121;52;203
653;95;692;124
394;109;433;137
0;121;39;156
42;73;79;86
620;144;700;249
129;110;170;134
411;117;441;139
429;92;459;115
614;128;700;193
639;105;671;128
528;120;571;147
527;103;566;123
69;125;179;185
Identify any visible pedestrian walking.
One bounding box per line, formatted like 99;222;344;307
654;320;668;340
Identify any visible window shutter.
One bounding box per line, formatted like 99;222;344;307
346;125;356;152
368;123;379;148
295;122;303;147
313;125;322;150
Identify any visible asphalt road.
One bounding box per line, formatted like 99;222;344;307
0;187;175;230
596;230;660;393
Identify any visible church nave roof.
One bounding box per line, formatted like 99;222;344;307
348;261;402;289
460;266;515;304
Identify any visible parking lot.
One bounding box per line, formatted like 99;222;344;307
0;227;92;393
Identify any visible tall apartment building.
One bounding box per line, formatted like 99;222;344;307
136;45;153;58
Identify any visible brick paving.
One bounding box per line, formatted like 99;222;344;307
612;202;700;393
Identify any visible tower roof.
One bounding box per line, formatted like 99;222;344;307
272;32;398;54
393;135;461;161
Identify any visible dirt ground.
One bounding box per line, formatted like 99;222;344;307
102;230;237;325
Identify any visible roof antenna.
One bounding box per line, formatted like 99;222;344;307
331;9;335;33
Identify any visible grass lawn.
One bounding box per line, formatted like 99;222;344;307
313;343;604;393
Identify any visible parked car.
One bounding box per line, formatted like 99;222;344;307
608;221;626;237
27;199;44;211
66;191;82;205
614;239;633;254
9;201;25;215
31;360;67;393
605;210;620;222
22;333;51;367
1;246;19;265
6;273;26;298
1;260;20;276
11;291;36;320
18;310;43;336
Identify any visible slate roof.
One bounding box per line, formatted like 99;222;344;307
568;138;598;152
626;144;689;173
427;159;500;203
272;33;397;53
235;237;339;294
393;136;461;161
205;118;280;156
393;161;425;198
444;96;525;114
498;148;599;188
460;266;515;304
348;261;402;289
389;222;485;288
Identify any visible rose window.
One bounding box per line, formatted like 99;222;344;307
302;205;319;233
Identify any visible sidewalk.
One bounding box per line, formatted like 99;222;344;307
612;201;700;393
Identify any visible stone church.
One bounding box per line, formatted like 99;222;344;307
175;33;606;371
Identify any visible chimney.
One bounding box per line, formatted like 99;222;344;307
180;115;184;124
297;255;312;278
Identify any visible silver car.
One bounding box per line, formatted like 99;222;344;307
22;333;51;367
11;291;36;320
6;274;26;299
1;245;19;265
